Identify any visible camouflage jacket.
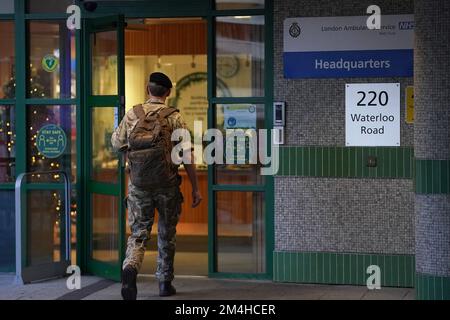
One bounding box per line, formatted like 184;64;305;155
111;100;188;152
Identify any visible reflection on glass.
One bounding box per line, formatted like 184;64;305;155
214;104;265;185
34;188;77;265
216;191;265;273
0;191;14;270
0;0;14;13
216;16;264;97
216;0;264;10
0;21;15;99
92;194;118;262
0;105;15;183
92;31;118;95
27;0;74;13
91;107;118;183
27;105;76;183
69;189;77;265
27;190;64;266
28;21;76;99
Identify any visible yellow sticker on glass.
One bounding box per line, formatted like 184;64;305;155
42;54;59;73
405;86;414;124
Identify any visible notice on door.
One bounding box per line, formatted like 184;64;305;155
345;83;400;146
36;124;67;158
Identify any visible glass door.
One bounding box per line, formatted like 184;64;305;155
83;15;126;280
209;13;272;278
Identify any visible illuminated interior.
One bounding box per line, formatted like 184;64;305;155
120;18;210;275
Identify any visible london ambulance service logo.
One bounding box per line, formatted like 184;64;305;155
289;22;301;38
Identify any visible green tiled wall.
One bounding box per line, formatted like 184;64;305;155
277;146;414;179
273;251;415;288
416;273;450;300
415;160;450;194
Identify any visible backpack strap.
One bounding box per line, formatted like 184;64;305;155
133;104;145;120
158;107;179;119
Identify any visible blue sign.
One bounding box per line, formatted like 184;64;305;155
223;105;257;129
284;49;413;78
36;124;67;158
284;15;414;79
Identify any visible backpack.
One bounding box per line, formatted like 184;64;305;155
127;104;180;188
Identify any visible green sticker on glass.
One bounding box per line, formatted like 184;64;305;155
36;124;67;159
42;54;59;72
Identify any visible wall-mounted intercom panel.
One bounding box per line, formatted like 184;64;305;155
273;102;285;126
273;102;285;145
273;127;284;145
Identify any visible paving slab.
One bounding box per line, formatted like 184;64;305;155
0;274;104;300
0;273;415;300
361;287;413;300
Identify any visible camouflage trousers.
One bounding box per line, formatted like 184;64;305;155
122;182;183;282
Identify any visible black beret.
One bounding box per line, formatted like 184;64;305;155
149;72;173;89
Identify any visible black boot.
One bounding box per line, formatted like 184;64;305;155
121;266;137;300
159;281;176;297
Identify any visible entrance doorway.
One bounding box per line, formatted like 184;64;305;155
0;0;273;282
124;18;209;276
82;11;272;281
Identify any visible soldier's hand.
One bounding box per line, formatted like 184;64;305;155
192;190;202;208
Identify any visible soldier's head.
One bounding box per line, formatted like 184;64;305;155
147;72;173;99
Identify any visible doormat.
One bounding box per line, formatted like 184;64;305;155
56;279;115;300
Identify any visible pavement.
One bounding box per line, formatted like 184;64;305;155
0;273;415;300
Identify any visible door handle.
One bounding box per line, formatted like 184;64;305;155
120;153;126;169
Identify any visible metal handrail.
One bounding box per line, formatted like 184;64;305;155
15;171;71;284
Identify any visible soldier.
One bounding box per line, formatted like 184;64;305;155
111;72;202;300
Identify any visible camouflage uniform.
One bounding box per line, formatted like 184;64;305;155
111;100;188;282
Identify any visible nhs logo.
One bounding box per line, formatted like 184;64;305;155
399;21;414;30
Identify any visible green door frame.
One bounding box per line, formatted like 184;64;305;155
0;0;83;272
206;1;274;280
85;0;274;280
81;14;126;281
0;5;20;273
80;0;274;280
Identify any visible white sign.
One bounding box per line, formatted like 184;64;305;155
284;15;414;78
346;83;400;146
223;104;257;129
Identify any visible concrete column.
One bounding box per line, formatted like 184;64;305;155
414;0;450;300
